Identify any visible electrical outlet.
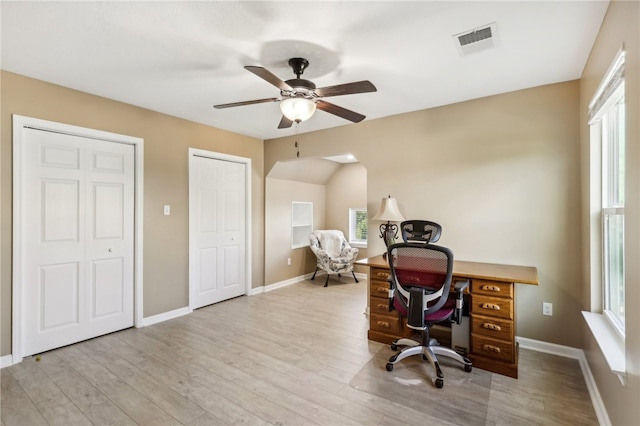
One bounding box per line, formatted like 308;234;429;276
287;258;291;266
542;302;553;316
163;205;171;216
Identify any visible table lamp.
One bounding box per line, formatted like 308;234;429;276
372;195;405;256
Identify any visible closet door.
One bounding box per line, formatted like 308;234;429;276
190;155;246;309
20;128;134;357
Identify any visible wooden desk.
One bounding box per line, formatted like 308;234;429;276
356;255;538;378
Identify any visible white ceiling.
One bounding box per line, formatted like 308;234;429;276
1;1;609;141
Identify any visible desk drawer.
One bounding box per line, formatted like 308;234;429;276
370;280;391;299
371;296;392;315
370;267;390;284
471;314;513;341
471;333;515;363
472;279;513;298
370;313;402;334
472;294;514;320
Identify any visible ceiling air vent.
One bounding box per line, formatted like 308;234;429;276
453;23;497;56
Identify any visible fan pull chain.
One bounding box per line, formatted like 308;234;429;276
295;122;300;157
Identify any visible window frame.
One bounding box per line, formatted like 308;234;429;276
584;47;626;383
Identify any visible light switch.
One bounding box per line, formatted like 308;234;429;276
163;205;171;216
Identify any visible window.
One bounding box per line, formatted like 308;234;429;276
349;208;367;247
589;49;625;335
602;93;625;333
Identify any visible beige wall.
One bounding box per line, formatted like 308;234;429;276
579;1;640;424
325;162;368;270
266;80;583;348
264;178;325;284
0;71;265;356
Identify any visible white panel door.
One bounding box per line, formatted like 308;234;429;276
191;156;245;309
21;128;134;357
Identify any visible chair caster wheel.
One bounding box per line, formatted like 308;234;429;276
464;364;472;372
435;378;444;388
390;343;398;351
386;363;394;372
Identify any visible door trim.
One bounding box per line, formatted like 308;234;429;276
12;115;144;364
188;148;252;311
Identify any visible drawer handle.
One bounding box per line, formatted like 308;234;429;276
376;272;389;278
376;287;388;294
482;322;502;331
376;321;390;328
481;303;501;310
482;344;501;353
376;304;387;309
481;284;501;292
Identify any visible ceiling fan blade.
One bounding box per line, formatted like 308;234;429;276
314;80;377;98
316;100;366;123
245;66;293;91
214;97;279;109
278;116;294;129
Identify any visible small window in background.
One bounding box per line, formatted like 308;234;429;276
349;208;367;247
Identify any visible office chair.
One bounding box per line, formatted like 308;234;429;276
385;242;472;388
401;220;442;244
309;230;359;287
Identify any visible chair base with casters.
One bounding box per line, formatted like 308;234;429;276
385;328;472;389
310;268;359;287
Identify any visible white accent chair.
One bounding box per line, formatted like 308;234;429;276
309;230;360;287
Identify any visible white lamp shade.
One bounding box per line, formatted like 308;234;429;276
280;97;317;122
372;197;405;222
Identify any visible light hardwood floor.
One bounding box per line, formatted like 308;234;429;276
1;275;598;425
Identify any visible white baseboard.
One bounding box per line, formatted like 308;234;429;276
250;273;314;295
1;354;14;369
251;271;368;296
517;336;583;358
141;306;191;327
517;336;610;426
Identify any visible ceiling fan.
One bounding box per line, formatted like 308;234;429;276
214;58;377;129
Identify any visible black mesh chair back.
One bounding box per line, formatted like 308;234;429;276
401;220;442;244
387;243;453;329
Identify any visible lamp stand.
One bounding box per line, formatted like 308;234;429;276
379;221;399;259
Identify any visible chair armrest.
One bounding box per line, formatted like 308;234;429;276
454;280;469;293
339;247;359;261
310;245;326;256
309;245;331;266
452;280;470;324
388;276;396;311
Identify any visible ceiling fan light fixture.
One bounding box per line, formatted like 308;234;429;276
214;58;376;129
280;97;316;123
